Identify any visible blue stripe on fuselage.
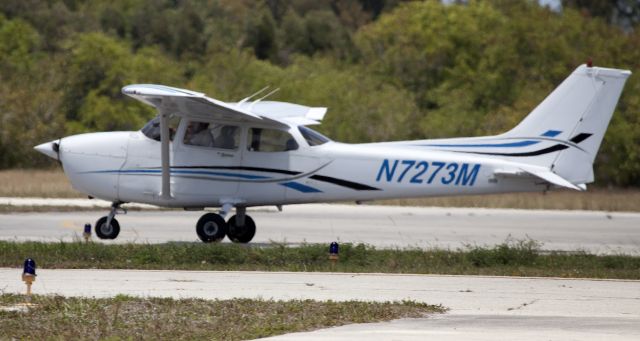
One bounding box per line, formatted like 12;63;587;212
87;169;269;180
280;181;322;193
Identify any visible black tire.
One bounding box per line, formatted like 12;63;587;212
196;213;227;243
227;215;256;243
95;216;120;240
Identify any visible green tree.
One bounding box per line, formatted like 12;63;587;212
0;15;65;168
244;5;278;60
62;32;185;133
355;0;640;185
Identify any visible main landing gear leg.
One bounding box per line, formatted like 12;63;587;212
227;206;256;244
96;202;125;240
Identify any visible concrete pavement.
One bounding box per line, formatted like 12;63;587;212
1;269;638;340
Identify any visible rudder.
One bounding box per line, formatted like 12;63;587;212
505;64;631;184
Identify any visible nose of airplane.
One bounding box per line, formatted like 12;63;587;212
34;139;60;160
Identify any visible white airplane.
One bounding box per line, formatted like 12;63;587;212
35;64;630;243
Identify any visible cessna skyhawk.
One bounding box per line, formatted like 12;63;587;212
35;64;631;243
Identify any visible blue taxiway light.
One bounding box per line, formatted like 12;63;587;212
329;242;339;255
23;258;36;276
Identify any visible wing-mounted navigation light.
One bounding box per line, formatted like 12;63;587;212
22;258;36;296
586;57;593;68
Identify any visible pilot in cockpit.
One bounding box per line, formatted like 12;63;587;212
185;122;213;147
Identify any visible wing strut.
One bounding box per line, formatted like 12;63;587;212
159;109;172;200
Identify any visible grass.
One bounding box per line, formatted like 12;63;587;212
0;294;443;340
375;189;640;212
1;169;639;211
0;169;81;198
1;239;639;279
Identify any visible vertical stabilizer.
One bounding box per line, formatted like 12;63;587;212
504;65;630;184
415;65;631;186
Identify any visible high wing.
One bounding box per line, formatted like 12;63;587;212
121;83;327;200
122;84;326;126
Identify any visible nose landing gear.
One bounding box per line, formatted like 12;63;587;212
95;202;125;239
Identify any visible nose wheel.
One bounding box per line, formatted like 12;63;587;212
95;202;125;240
95;216;120;239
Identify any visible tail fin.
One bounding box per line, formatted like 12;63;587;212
504;64;631;184
421;64;631;186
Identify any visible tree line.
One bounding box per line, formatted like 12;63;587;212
0;0;638;186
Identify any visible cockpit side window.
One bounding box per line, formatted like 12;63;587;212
141;115;180;142
183;120;240;150
298;126;330;146
184;121;214;147
247;128;298;152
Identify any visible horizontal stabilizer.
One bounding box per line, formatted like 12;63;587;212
494;167;583;191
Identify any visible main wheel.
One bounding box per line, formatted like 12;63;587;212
95;216;120;240
227;215;256;243
196;213;227;243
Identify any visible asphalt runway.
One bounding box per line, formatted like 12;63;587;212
1;269;638;340
1;203;639;254
2;202;640;339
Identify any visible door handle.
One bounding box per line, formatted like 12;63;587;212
217;152;234;157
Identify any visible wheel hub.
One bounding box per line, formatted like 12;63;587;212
100;223;113;235
203;222;219;236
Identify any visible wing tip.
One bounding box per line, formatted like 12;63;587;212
121;84;205;97
307;107;327;121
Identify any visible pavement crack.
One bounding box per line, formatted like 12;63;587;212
507;299;538;311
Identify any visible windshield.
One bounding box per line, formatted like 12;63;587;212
141;116;180;141
298;126;330;146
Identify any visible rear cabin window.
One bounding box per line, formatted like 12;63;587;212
183;121;240;150
247;128;298;152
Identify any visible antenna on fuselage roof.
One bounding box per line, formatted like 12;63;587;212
248;87;280;111
237;86;270;106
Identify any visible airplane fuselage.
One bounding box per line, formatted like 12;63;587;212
58;125;546;209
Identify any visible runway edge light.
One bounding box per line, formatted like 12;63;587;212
329;242;339;265
22;258;36;296
83;223;91;242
